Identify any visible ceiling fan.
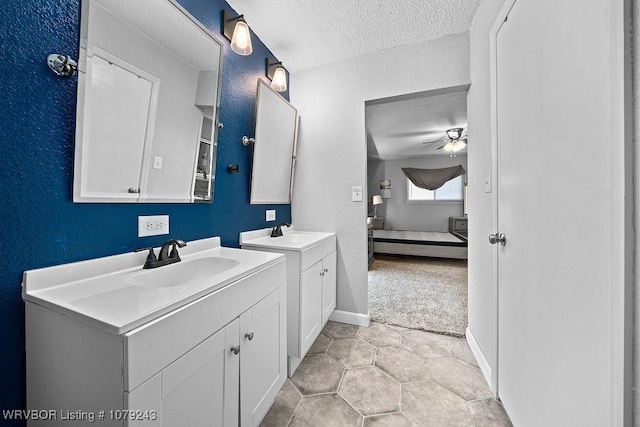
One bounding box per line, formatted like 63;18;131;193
422;127;468;157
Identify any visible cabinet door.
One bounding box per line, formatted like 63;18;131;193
240;286;287;426
126;319;240;427
299;260;323;356
321;251;337;325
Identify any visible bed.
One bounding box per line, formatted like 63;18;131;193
373;230;468;259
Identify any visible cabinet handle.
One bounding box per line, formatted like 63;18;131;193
245;332;254;341
320;272;324;277
324;268;329;273
230;345;240;355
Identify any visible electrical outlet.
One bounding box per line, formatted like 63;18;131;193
138;215;170;237
266;210;276;221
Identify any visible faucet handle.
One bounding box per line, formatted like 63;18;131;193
134;247;157;265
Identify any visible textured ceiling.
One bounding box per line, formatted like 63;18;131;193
366;88;468;160
225;0;481;72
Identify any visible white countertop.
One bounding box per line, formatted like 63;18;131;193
22;237;284;334
240;227;335;251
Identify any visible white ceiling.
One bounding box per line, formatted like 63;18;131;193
367;88;468;160
224;0;481;72
224;1;478;160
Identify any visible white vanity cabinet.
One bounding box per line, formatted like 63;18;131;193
240;229;336;376
23;238;287;427
299;251;337;356
125;286;286;427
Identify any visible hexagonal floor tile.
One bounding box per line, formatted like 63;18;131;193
468;398;513;426
289;394;362;427
327;337;375;368
364;412;416;426
429;357;493;401
290;354;344;395
402;330;451;359
401;380;473;426
374;346;429;383
357;322;402;347
308;332;332;354
442;335;479;367
339;367;400;416
259;380;301;427
323;321;360;338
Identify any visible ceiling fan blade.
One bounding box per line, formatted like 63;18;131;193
422;137;449;145
436;143;448;150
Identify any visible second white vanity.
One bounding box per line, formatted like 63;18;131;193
240;227;336;375
23;237;286;426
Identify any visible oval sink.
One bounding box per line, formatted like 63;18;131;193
273;233;316;244
129;257;240;288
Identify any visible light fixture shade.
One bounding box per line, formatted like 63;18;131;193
452;140;466;152
271;67;287;92
372;195;383;205
230;19;252;55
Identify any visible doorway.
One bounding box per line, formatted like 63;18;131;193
365;86;470;336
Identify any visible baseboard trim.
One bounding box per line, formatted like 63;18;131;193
329;309;370;327
466;327;493;392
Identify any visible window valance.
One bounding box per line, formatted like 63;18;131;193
401;165;466;190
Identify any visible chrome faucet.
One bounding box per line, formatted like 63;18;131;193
135;239;187;269
270;223;290;238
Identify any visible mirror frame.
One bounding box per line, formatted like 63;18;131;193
250;79;299;204
73;0;223;203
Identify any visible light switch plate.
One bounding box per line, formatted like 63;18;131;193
153;156;163;170
266;209;276;221
138;215;169;237
352;186;363;202
484;170;492;193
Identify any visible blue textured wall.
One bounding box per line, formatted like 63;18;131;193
0;0;291;419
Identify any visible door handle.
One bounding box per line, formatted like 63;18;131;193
230;345;240;355
489;233;507;246
245;332;254;341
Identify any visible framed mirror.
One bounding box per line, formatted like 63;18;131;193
74;0;222;202
250;80;299;204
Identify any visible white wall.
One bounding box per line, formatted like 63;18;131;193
290;33;470;317
367;155;467;232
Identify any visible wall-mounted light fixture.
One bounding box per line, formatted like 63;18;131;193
47;54;77;77
222;10;253;56
380;180;391;199
266;59;288;92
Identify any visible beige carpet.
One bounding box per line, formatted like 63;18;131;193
368;255;468;336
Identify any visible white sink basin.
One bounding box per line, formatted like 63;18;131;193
22;237;285;334
128;257;240;288
241;230;335;251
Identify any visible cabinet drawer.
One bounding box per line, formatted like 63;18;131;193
299;235;336;271
124;258;285;391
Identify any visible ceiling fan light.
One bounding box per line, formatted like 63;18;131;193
452;140;466;152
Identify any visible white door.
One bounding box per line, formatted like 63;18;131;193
82;53;154;198
299;260;323;356
494;0;626;425
240;287;287;426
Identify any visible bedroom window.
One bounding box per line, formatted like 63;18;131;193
407;175;463;201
